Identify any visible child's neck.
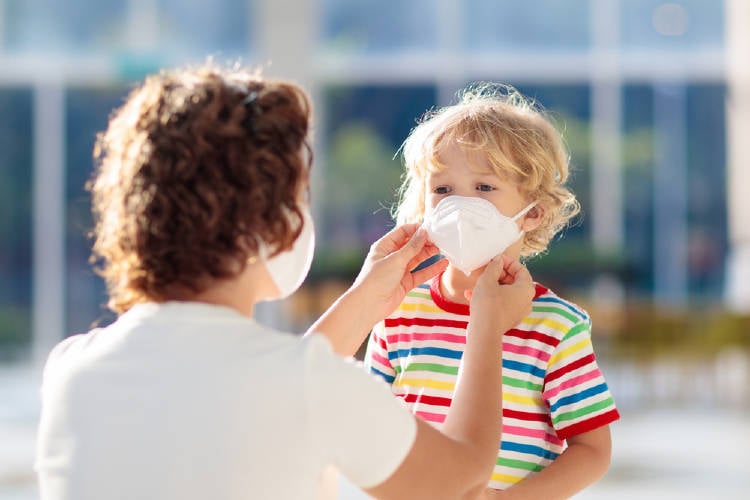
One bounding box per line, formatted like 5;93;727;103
439;266;480;305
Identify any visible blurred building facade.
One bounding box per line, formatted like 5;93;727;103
0;0;746;362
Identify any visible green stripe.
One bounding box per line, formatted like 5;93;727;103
503;376;543;392
532;305;578;323
407;290;431;300
395;362;459;376
553;397;614;424
560;321;589;342
496;457;545;473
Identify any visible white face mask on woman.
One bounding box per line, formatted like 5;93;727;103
260;207;316;299
423;195;536;275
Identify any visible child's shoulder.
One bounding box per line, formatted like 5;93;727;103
383;280;439;321
401;281;434;304
532;283;591;327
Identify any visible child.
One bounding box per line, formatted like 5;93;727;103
365;84;620;498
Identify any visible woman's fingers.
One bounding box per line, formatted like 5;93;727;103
372;223;421;257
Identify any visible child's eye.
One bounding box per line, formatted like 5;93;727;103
434;186;451;195
477;184;495;192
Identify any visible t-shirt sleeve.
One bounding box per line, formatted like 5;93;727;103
542;318;620;441
363;322;396;384
303;334;416;489
41;333;88;386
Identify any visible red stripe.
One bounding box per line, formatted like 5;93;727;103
401;393;452;407
503;408;553;426
534;283;549;298
545;353;596;384
428;277;549;315
505;328;558;347
384;316;468;329
555;409;621;440
373;332;387;350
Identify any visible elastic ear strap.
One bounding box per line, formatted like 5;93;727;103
512;201;537;221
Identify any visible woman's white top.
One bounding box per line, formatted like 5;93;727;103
35;301;416;499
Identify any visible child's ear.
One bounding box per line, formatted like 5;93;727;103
521;205;544;233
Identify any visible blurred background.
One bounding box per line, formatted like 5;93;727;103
1;0;748;498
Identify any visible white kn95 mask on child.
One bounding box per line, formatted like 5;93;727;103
423;195;536;275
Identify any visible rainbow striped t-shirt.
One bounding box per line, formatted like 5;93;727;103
364;277;620;490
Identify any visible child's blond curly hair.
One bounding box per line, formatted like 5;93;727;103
394;83;580;257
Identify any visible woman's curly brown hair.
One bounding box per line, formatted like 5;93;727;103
89;63;312;313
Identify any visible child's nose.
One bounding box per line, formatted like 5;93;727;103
453;188;480;198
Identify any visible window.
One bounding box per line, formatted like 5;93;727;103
320;0;437;53
0;88;33;355
465;0;590;51
5;0;128;53
314;84;437;279
64;87;128;334
620;0;724;50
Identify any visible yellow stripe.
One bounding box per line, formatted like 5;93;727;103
521;316;568;332
398;302;443;313
503;392;543;406
490;472;524;485
548;338;591;366
393;378;455;391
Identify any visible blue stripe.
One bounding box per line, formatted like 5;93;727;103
503;358;546;379
388;346;464;361
369;366;395;384
534;296;588;321
549;383;609;412
501;441;560;461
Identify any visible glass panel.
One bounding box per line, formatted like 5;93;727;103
622;84;655;295
5;0;129;53
621;0;724;50
0;88;33;358
316;84;437;279
685;84;726;299
5;0;250;56
320;0;437;53
509;84;593;289
65;87;128;335
465;0;590;50
157;0;250;57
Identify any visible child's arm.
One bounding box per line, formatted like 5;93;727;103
479;425;612;499
306;224;447;356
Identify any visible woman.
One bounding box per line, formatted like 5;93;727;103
35;63;535;500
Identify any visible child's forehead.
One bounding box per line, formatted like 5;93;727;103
425;142;509;178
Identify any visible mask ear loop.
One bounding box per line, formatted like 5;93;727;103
511;201;538;221
511;201;538;238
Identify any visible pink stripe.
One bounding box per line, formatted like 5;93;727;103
370;352;391;368
415;411;447;424
503;342;550;362
543;368;602;401
502;425;564;446
386;332;466;345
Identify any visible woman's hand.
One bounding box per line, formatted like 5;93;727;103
353;223;448;320
468;255;535;335
306;224;447;356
